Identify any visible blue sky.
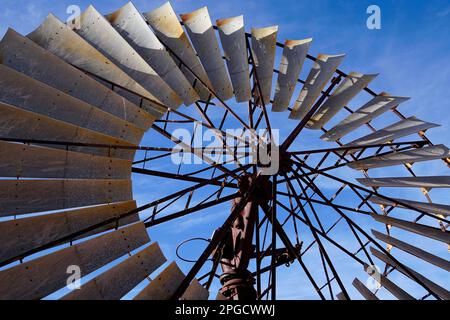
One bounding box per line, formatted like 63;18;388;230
1;0;449;300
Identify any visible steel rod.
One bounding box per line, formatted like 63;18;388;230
170;183;256;300
291;162;442;299
284;174;350;299
259;202;326;300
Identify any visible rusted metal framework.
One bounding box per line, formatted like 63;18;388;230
0;2;448;301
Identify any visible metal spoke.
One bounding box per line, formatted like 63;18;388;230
293;159;450;224
290;162;442;299
259;202;326;300
283;173;350;299
288;140;426;156
0;164;250;268
281;75;342;151
170;182;256;300
132;167;238;188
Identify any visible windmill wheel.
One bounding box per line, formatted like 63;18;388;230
0;2;448;301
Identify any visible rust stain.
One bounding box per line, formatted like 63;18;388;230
284;38;312;48
180;7;207;23
145;3;184;38
216;16;240;27
105;8;121;23
251;25;278;39
316;53;345;62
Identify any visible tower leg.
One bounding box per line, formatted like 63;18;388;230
218;175;271;300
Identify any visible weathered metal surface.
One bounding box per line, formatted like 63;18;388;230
290;54;346;120
336;292;347;300
370;247;450;300
216;291;228;300
180;278;210;300
27;14;166;118
372;230;450;272
0;179;132;217
343;116;439;152
352;278;379;300
76;5;181;109
144;3;211;101
134;261;207;300
250;26;278;105
0;65;144;145
0;141;131;179
63;242;166;300
181;7;233;101
216;15;251;102
106;2;198;106
272;39;312;112
364;263;414;300
0;28;155;130
0;201;139;263
321;93;410;141
369;196;450;217
357;176;450;188
308;72;378;128
134;261;184;300
371;213;450;244
219;179;266;300
0;102;136;160
0;222;149;300
348;145;450;170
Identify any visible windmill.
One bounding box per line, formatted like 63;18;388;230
0;2;448;300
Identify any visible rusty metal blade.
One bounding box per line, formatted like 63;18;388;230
134;261;184;300
0;64;144;145
321;93;410;141
0;28;155;130
352;278;379;300
308;72;378;129
370;247;450;300
144;2;211;101
0;141;131;179
134;261;208;300
272;39;312;112
357;176;450;188
181;7;233;101
63;242;166;300
0;222;149;300
180;278;210;300
371;214;450;244
251;25;278;105
0;179;132;217
290;53;346;120
364;264;414;300
75;5;181;109
217;15;251;102
342;116;439;153
0;102;136;159
27;13;166;118
371;230;450;272
106;2;198;106
369;196;450;217
0;201;139;263
348;145;450;170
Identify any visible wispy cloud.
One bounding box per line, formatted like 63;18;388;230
436;6;450;17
